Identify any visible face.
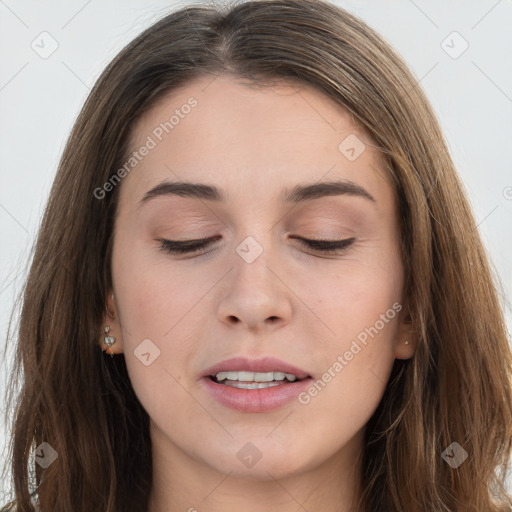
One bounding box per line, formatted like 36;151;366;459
105;74;414;482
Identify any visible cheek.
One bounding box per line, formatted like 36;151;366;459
298;248;402;410
112;233;211;342
110;236;207;412
294;289;400;464
306;255;402;344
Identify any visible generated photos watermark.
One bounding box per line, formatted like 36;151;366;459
298;302;403;405
93;97;198;200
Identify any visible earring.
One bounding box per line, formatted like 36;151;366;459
103;325;116;356
405;340;409;345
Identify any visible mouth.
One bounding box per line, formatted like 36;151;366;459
208;370;310;389
201;357;313;412
202;356;312;382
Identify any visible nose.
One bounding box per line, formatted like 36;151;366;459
216;236;293;334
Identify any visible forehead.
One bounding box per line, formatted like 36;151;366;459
119;74;391;210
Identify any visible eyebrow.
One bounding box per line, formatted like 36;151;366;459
139;179;376;206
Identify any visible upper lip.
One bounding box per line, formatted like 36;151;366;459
202;356;311;380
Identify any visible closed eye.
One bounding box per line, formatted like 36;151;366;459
289;235;356;253
157;235;355;255
157;235;222;255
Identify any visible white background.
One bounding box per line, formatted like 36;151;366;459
1;0;511;502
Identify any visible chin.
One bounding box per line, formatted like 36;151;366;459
199;437;319;480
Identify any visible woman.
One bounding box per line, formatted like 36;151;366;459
2;0;511;510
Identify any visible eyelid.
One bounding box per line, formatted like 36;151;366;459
156;235;222;254
289;235;356;253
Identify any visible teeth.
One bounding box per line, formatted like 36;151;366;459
215;371;298;382
222;381;285;389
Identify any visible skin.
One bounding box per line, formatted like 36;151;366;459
102;74;416;512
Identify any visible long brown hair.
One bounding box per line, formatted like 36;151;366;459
2;0;511;510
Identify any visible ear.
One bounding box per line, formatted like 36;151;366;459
394;302;417;360
99;292;124;355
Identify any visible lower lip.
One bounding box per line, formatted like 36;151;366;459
201;376;313;413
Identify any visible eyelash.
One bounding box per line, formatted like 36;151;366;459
157;236;355;255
